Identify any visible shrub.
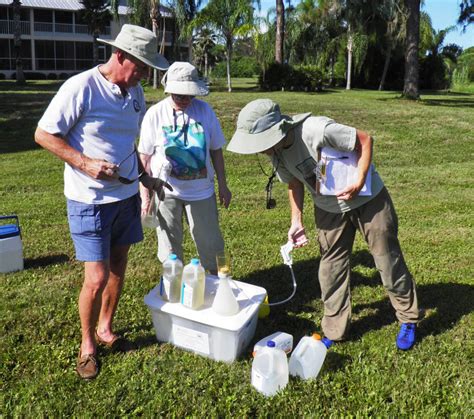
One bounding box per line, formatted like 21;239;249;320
213;56;258;78
258;62;323;92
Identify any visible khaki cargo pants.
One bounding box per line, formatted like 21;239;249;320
315;187;421;341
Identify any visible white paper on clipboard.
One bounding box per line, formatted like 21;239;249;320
319;147;372;196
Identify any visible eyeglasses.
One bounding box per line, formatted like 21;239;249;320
117;147;139;184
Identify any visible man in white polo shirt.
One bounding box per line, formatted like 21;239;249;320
35;24;169;379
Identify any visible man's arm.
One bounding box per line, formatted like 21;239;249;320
336;129;373;201
210;148;232;209
34;127;118;180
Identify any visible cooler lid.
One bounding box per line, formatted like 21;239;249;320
144;276;267;332
0;224;20;239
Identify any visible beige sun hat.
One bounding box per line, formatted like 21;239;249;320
227;99;311;154
98;24;169;70
162;62;209;96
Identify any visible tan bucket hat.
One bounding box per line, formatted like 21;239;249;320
98;24;169;70
227;99;311;154
162;62;209;96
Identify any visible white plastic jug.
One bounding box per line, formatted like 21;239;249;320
253;332;293;357
251;340;289;396
181;258;206;310
212;273;239;316
160;253;183;303
288;333;332;380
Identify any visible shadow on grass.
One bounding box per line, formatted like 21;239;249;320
24;253;70;269
0;82;60;154
376;92;474;109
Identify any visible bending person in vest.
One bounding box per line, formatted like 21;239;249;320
228;99;422;351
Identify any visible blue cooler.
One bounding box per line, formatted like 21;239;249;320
0;215;24;273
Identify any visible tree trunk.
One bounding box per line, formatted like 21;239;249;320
93;33;99;66
204;52;208;78
275;0;285;64
152;17;159;89
226;38;232;92
403;0;420;99
12;0;25;85
329;56;334;86
346;30;353;90
379;43;392;91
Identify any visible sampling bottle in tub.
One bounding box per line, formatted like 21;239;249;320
181;258;205;310
212;271;239;316
160;253;183;302
288;333;332;380
251;340;289;396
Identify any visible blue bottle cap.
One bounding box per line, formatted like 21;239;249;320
266;340;276;348
191;258;200;265
322;337;333;349
169;253;177;260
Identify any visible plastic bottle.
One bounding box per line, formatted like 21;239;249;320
180;258;206;310
211;271;239;316
253;332;293;357
251;340;289;397
288;333;332;380
160;253;183;303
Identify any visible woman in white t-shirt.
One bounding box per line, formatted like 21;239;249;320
138;62;231;273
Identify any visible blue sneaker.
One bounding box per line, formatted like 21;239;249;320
396;323;416;350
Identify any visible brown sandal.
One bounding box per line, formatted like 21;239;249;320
95;331;132;352
76;351;99;380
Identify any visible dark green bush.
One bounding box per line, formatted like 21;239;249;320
213;56;258;78
258;62;323;92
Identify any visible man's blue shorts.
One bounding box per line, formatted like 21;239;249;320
66;194;143;262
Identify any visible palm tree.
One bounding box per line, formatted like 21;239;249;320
193;0;257;92
458;0;473;31
403;0;420;99
377;0;406;91
275;0;284;63
321;0;375;90
11;0;25;85
79;0;112;65
194;27;217;77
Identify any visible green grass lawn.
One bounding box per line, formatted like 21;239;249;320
1;79;473;416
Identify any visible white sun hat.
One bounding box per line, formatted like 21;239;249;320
162;62;209;96
98;24;169;70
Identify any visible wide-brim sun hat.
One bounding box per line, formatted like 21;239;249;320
227;99;311;154
98;24;169;70
162;62;209;96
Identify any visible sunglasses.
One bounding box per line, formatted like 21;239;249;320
117;147;139;184
172;94;195;101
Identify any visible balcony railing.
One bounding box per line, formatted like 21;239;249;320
35;21;110;35
0;20;31;35
0;20;110;36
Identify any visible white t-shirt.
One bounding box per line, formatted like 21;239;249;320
138;97;226;201
275;116;384;213
38;66;146;204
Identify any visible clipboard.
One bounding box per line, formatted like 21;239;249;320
317;147;372;196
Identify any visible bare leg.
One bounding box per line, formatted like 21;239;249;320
96;244;130;342
79;260;110;355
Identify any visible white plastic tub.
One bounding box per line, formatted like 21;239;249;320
144;276;267;363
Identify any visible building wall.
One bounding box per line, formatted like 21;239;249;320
0;4;176;80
